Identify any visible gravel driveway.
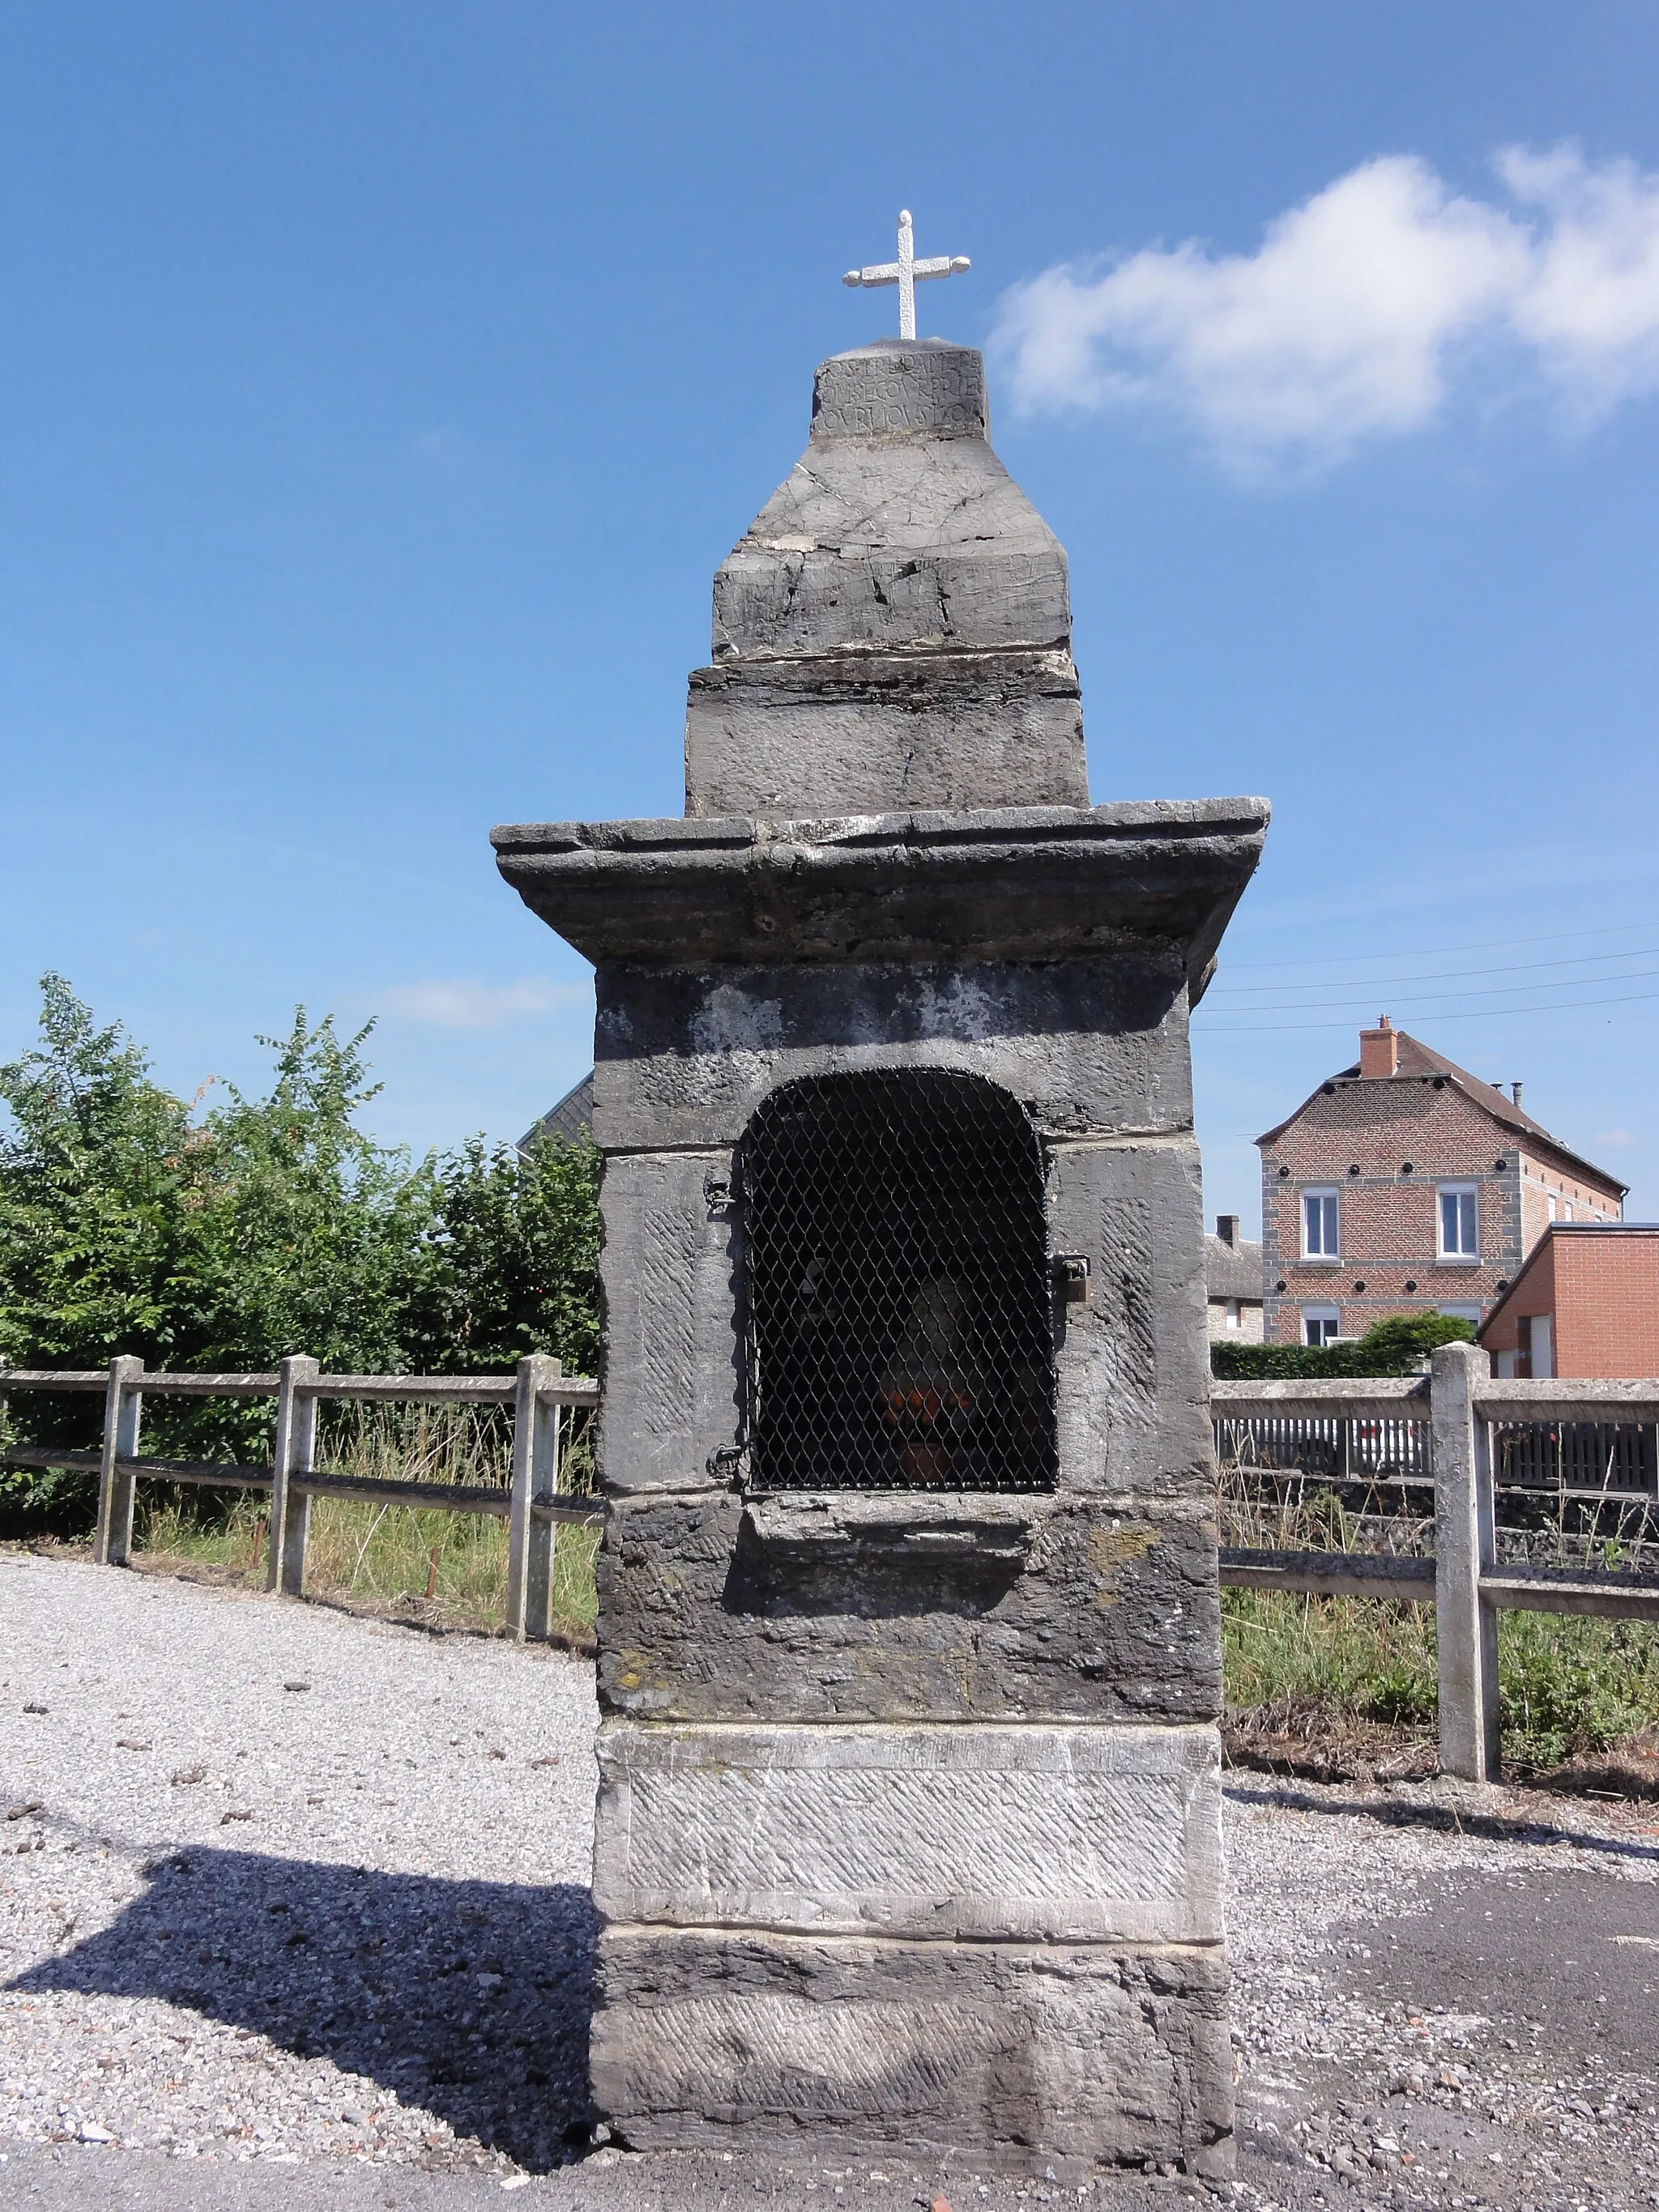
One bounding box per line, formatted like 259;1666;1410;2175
3;1549;1657;2212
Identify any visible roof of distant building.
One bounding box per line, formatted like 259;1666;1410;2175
518;1072;594;1153
1205;1231;1264;1302
1256;1028;1627;1197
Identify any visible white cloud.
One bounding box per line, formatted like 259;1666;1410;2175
1593;1127;1639;1147
992;145;1659;468
379;978;586;1030
1500;147;1659;410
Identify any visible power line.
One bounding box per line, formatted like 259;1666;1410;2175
1220;918;1653;974
1205;965;1659;1016
1209;945;1659;1000
1197;986;1659;1034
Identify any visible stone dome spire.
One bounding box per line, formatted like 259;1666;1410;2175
684;338;1090;819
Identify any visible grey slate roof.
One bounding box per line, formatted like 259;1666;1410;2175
518;1073;594;1153
1205;1233;1264;1303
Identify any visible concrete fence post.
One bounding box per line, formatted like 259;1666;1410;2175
268;1355;320;1597
507;1354;561;1640
93;1354;145;1566
1432;1340;1500;1780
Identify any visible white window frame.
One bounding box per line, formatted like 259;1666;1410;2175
1437;1303;1482;1325
1437;1181;1479;1260
1225;1298;1242;1332
1301;1302;1341;1347
1302;1186;1340;1260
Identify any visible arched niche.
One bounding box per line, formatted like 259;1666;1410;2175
738;1069;1058;1491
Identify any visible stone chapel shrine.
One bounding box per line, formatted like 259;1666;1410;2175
493;220;1269;2176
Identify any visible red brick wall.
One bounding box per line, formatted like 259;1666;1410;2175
1518;1153;1621;1248
1260;1075;1524;1344
1480;1240;1557;1363
1555;1234;1659;1377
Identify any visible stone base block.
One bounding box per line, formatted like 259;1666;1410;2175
592;1927;1233;2176
594;1720;1222;1944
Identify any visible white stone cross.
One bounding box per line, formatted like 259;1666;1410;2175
842;209;970;341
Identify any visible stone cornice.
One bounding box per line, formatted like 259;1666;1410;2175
492;798;1269;993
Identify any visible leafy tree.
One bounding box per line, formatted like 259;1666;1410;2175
403;1133;601;1377
0;976;601;1530
186;1009;437;1377
0;973;203;1374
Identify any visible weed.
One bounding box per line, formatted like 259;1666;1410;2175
131;1400;598;1639
1218;1451;1659;1773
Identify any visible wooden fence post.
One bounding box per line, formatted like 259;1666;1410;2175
1433;1340;1500;1780
268;1355;319;1597
93;1355;145;1566
507;1355;561;1640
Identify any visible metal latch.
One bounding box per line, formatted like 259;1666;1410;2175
703;1166;734;1217
706;1443;748;1482
1054;1254;1092;1306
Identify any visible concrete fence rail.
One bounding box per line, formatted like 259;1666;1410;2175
1214;1342;1659;1780
0;1354;601;1642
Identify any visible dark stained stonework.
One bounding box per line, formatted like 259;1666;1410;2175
595;1489;1223;1724
493;335;1267;2172
591;1929;1234;2177
492;803;1266;984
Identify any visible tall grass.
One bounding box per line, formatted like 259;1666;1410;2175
133;1400;599;1639
1218;1454;1659;1774
126;1413;1659;1775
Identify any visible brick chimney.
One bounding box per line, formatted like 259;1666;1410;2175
1359;1015;1399;1079
1216;1214;1240;1246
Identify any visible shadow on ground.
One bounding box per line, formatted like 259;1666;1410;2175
7;1848;598;2172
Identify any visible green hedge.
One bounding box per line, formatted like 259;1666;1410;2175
1212;1311;1476;1380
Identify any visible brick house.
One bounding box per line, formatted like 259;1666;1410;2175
1480;1224;1659;1378
1258;1020;1626;1347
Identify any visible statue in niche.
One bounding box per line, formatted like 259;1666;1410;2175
878;1275;983;1484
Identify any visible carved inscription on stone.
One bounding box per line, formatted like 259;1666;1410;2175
810;346;988;443
595;1721;1222;1944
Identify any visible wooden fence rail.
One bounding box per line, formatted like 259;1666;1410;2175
0;1355;602;1642
1213;1346;1659;1780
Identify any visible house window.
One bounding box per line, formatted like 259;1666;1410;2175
1225;1298;1242;1332
1438;1303;1482;1325
1546;1192;1558;1222
1438;1183;1478;1259
1302;1187;1339;1259
1302;1304;1341;1347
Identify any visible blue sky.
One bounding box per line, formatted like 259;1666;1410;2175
4;2;1659;1232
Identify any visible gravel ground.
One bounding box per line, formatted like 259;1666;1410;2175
0;1549;598;2180
3;1549;1658;2212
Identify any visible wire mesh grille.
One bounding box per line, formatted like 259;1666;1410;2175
740;1070;1058;1491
